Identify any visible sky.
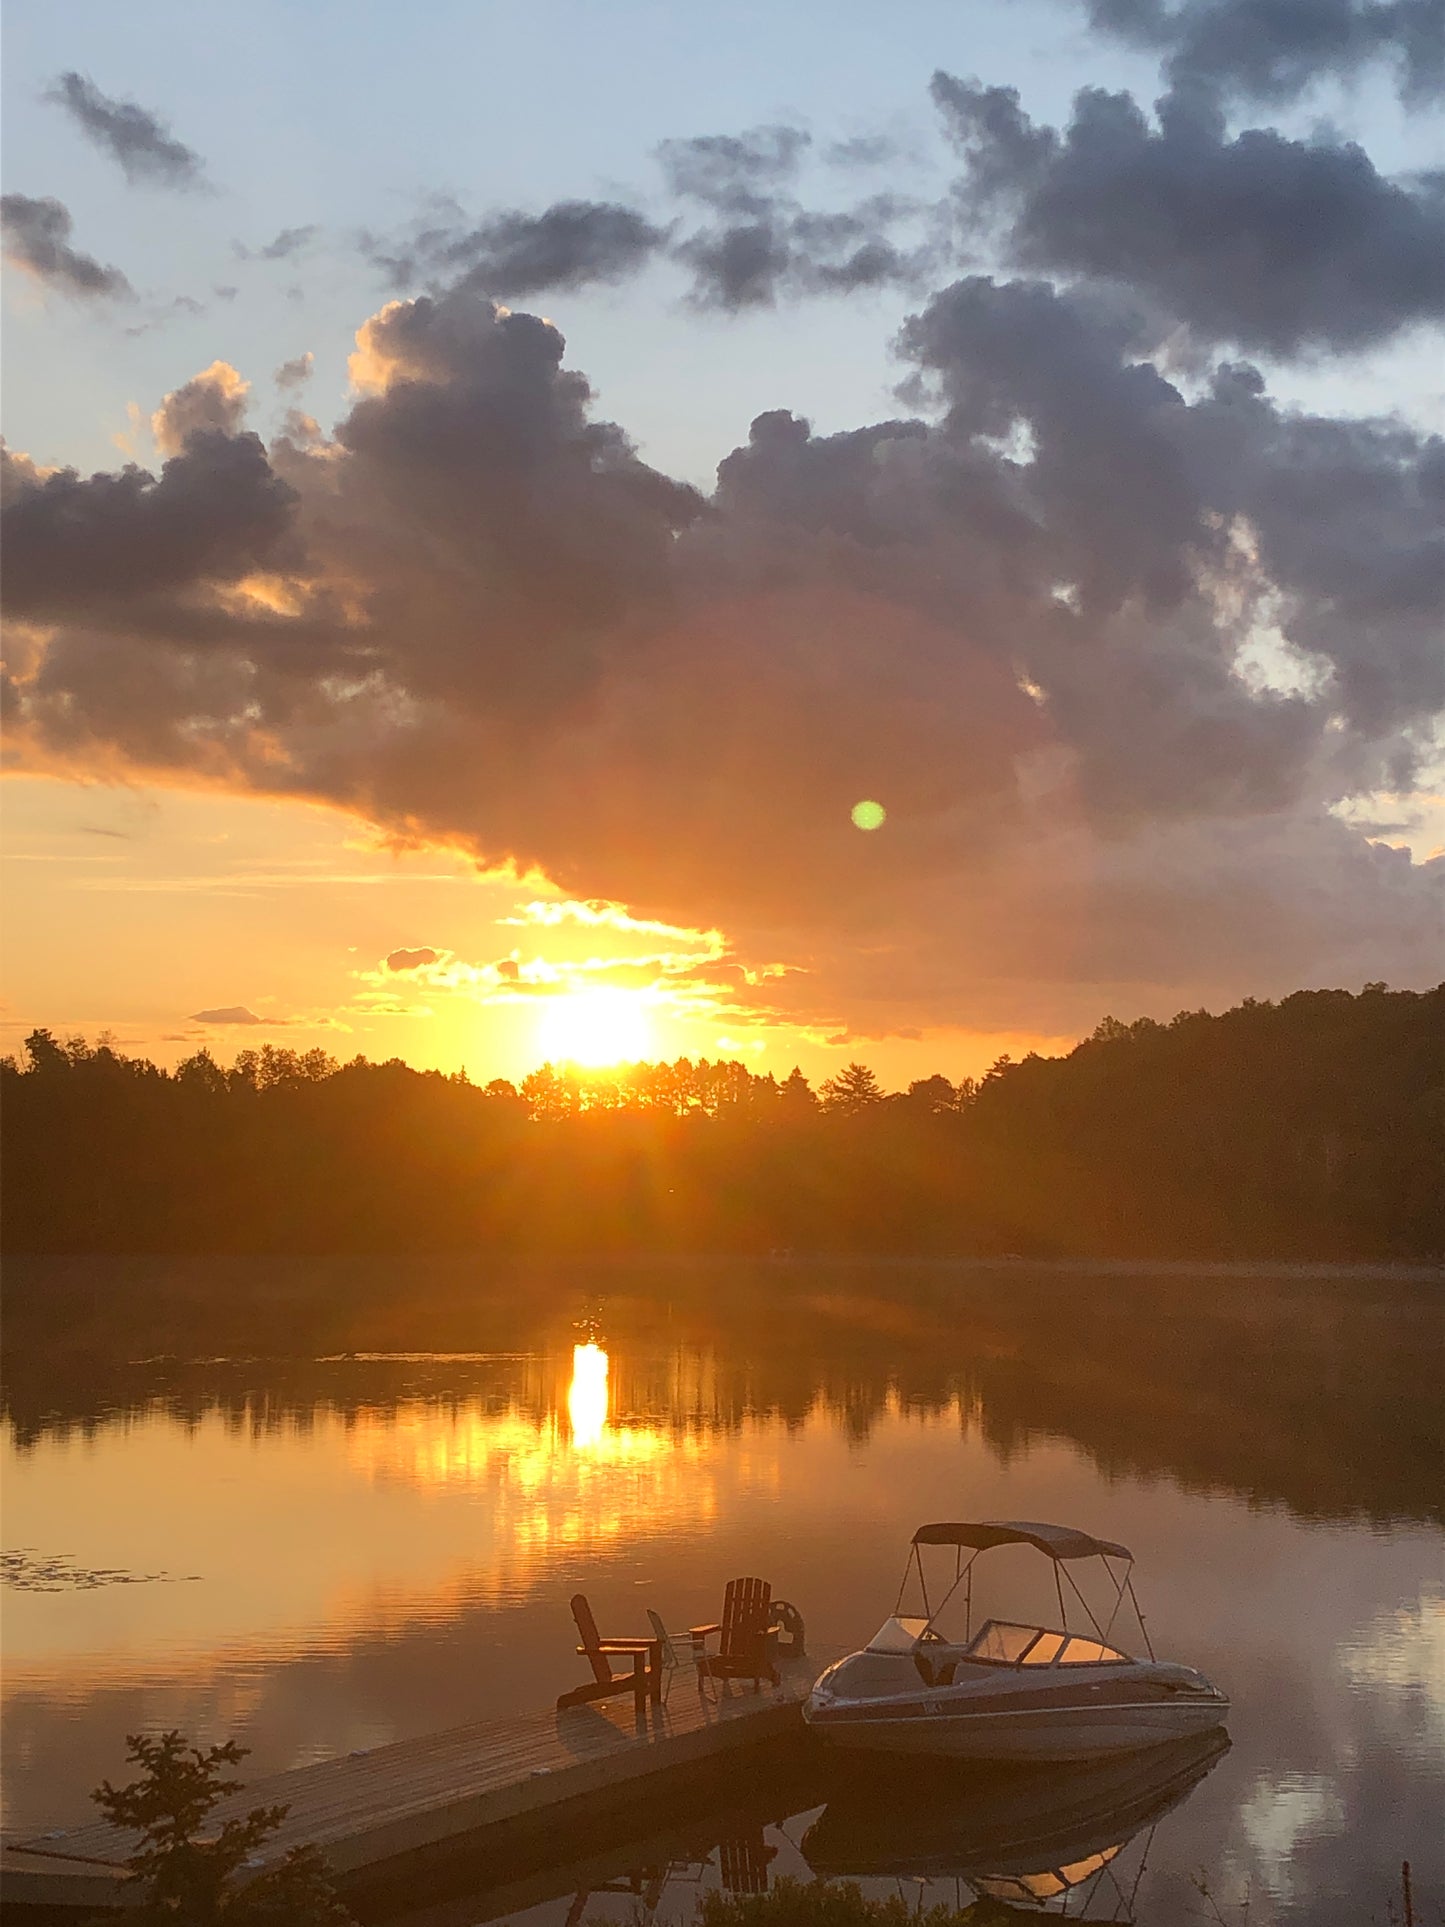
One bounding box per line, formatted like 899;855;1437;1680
3;0;1443;1086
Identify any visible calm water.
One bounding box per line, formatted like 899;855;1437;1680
2;1260;1440;1923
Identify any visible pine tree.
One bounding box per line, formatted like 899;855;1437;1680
91;1731;353;1924
819;1062;885;1115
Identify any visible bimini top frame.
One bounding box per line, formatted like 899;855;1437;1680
893;1519;1155;1660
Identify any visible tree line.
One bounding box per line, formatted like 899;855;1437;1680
2;984;1440;1260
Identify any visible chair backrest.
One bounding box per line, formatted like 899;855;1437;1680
570;1592;611;1684
720;1576;772;1659
720;1833;772;1894
645;1608;680;1668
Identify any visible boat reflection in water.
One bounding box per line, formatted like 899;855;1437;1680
802;1727;1229;1913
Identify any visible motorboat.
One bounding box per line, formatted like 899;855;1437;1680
803;1519;1228;1760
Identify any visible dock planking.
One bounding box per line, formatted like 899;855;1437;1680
1;1649;832;1914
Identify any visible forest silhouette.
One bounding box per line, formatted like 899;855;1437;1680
3;984;1440;1261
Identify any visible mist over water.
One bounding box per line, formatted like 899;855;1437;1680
2;1258;1440;1923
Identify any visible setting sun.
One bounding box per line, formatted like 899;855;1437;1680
536;988;655;1067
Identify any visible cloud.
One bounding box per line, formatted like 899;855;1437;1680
0;425;298;623
190;1005;263;1024
1076;0;1445;107
384;946;441;971
825;133;905;168
151;361;250;455
0;194;132;299
274;352;314;391
933;74;1445;356
238;225;318;262
430;202;667;297
676;200;918;310
658;124;813;205
123;293;208;339
504;899;725;949
660;125;923;308
44;71;207;189
5;261;1441;1037
364;122;925;311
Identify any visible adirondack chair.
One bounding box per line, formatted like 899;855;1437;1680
646;1608;708;1700
556;1592;661;1709
719;1830;777;1894
689;1575;781;1690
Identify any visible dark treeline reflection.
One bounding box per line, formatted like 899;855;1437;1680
5;1261;1439;1527
4;986;1442;1260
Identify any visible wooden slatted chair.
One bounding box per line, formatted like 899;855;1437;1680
690;1575;781;1691
719;1830;776;1894
556;1592;661;1710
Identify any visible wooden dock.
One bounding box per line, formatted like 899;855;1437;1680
1;1651;831;1916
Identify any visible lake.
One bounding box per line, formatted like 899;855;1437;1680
2;1257;1440;1924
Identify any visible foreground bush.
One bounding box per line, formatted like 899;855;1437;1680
90;1731;353;1924
699;1876;1027;1926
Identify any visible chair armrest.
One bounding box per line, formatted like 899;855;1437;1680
576;1638;656;1655
688;1623;722;1640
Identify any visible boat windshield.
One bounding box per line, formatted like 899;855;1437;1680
962;1620;1129;1666
865;1615;933;1654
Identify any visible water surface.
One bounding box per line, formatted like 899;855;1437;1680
3;1259;1439;1923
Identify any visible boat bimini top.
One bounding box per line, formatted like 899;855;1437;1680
865;1519;1155;1670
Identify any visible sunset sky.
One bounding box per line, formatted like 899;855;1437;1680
3;0;1442;1085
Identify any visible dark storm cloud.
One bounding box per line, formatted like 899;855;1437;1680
1079;0;1445;105
0;430;298;617
900;274;1445;757
934;74;1445;354
330;289;702;714
384;948;441;972
0;194;132;299
44;71;208;189
6;268;1442;1034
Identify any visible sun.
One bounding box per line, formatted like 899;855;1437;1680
536;987;655;1067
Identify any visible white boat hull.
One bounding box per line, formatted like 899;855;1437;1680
809;1694;1229;1761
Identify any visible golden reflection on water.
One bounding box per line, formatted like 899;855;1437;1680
338;1343;707;1578
568;1341;609;1449
4;1343;760;1692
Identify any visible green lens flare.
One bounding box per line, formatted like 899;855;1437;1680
851;799;886;831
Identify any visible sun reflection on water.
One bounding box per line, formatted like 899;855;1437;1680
568;1341;609;1449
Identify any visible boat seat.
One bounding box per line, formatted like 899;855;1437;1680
912;1654;959;1687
